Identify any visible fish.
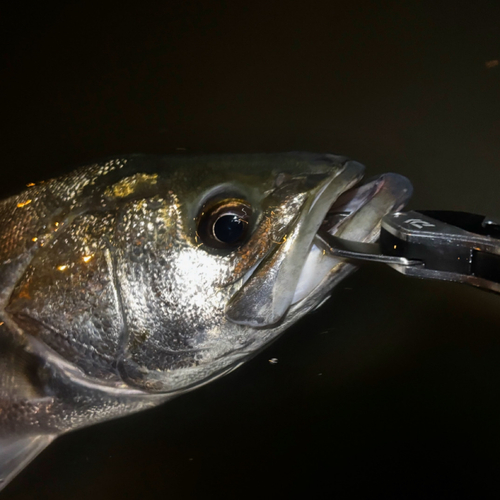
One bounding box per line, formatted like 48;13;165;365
0;152;412;490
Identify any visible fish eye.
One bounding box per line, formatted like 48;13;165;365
197;198;252;249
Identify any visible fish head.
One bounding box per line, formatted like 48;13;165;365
0;152;412;492
6;153;412;395
111;153;412;393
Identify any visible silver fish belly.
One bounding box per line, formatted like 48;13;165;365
0;152;412;490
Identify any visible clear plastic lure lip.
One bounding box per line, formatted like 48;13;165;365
320;175;386;234
322;173;413;234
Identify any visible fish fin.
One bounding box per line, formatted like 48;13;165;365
0;434;55;491
0;321;49;401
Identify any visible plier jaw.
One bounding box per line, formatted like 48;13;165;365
316;210;500;293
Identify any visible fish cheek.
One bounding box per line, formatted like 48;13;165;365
113;198;226;391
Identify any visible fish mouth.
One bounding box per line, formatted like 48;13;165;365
225;161;413;327
290;171;413;306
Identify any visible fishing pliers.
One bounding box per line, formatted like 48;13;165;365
317;210;500;293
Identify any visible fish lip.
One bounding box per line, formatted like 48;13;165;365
225;161;366;327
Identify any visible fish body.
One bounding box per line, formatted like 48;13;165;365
0;152;412;489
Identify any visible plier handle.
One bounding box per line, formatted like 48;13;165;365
316;210;500;293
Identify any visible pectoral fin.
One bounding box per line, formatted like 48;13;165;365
0;434;55;491
0;324;56;490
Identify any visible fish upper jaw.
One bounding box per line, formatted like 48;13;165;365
225;166;413;328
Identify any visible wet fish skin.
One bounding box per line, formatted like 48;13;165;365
0;152;412;489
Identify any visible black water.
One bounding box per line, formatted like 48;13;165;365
2;2;500;498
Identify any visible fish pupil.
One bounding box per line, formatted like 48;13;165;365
213;214;244;244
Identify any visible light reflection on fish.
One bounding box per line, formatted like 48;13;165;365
0;153;412;489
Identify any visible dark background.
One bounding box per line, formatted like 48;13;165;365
2;1;500;498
